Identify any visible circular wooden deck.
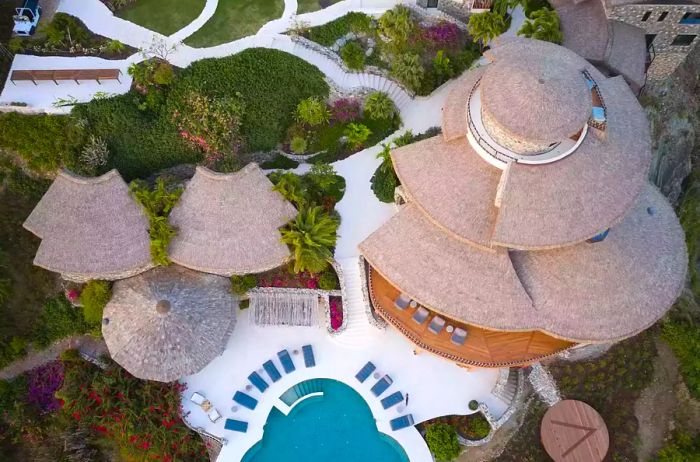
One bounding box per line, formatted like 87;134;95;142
540;400;609;462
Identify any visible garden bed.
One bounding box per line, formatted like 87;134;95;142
297;0;341;14
418;412;492;443
115;0;207;36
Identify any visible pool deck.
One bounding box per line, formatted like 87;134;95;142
182;309;508;462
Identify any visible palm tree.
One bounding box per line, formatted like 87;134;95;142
517;9;563;44
378;6;415;46
281;206;340;274
272;172;307;208
468;12;508;49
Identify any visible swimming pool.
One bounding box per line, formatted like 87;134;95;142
242;378;410;462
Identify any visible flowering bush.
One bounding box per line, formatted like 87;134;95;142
330;98;361;123
257;268;320;289
330;297;343;331
27;361;64;414
423;22;462;51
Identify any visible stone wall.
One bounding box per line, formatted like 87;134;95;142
481;108;553;155
437;0;473;23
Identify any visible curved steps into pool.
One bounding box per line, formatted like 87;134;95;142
280;379;325;408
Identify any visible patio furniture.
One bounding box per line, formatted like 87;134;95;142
371;375;393;397
428;316;446;334
278;349;296;374
446;325;454;333
302;344;316;368
207;407;222;423
394;293;411;310
355;361;376;383
224;418;248;433
11;68;122;85
409;300;418;308
381;391;404;409
233;391;258;410
248;371;269;392
263;360;282;382
390;414;415;431
451;327;468;345
412;307;429;324
190;392;206;406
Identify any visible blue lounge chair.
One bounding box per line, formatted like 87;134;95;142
224;418;249;433
371;375;393;396
302;344;316;368
263;360;282;382
592;106;606;123
355;361;376;383
248;371;269;393
390;414;415;431
381;391;404;409
277;349;296;374
233;391;258;410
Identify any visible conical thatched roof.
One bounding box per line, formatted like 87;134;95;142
168;164;297;277
23;170;152;282
102;265;236;382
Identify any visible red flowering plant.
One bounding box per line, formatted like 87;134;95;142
329;296;343;331
256;264;323;289
27;361;64;414
58;354;207;461
422;21;463;52
330;98;361;124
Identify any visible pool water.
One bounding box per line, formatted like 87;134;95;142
242;379;410;462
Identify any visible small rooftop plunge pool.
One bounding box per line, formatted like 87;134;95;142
242;379;409;462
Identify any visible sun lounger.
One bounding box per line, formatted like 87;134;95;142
355;361;376;383
381;391;404;409
451;327;468;345
263;360;282;382
412;306;429;324
233;391;258;410
394;293;411;310
248;371;269;393
371;375;393;397
224;418;248;433
277;349;296;374
302;345;316;368
390;414;415;431
207;407;222;423
190;392;206;406
428;316;446;334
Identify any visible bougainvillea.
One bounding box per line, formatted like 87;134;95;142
422;21;462;50
330;297;343;331
27;361;64;414
330;98;361;124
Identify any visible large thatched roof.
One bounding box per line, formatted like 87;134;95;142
102;265;236;382
360;185;686;342
168;164;297;277
23;170;152;282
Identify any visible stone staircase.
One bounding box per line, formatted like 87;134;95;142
492;368;520;405
332;257;381;348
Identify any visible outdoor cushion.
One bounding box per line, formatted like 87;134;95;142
355;361;376;383
263;360;282;382
381;391;404;409
302;344;316;368
248;371;269;392
278;349;296;374
224;418;248;433
390;414;415;431
233;391;258;410
371;375;393;397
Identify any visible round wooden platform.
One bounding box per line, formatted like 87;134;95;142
540;400;609;462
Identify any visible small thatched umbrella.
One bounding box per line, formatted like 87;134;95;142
102;265;236;382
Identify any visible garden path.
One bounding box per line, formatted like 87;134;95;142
169;0;220;42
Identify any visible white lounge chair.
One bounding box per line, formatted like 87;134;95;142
451;327;468;345
412;307;429;324
428;316;446;334
190;392;206;406
207;407;222;423
394;293;411;310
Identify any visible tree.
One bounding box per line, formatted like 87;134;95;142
468;11;508;48
517;8;563;44
364;92;396;121
344;123;372;150
425;423;461;462
371;143;399;203
378;6;415;49
295;97;330;127
390;53;425;93
281;206;340;274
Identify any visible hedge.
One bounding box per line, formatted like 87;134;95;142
307;12;372;46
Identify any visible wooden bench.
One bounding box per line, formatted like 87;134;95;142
10;68;122;85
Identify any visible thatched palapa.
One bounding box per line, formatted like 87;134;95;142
168;164;297;277
23;170;152;282
102;265;236;382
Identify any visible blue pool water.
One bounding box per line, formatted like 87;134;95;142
241;379;410;462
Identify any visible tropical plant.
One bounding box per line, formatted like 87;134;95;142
340;41;365;71
79;135;109;173
521;0;553;17
425;423;461;462
517;8;563;44
105;39;126;54
654;432;700;461
308;163;338;192
371;143;399;203
433;50;454;85
280;206;340;274
378;6;415;48
468;11;508;48
318;271;338;290
344;123;372;150
127;61;155;87
295;96;330;127
364;92;396;121
152;62;175;85
79;280;112;325
492;0;518;17
290;136;308;154
330;98;361;123
35;296;89;348
391;53;425;93
272;172;308;207
42;14;90;47
230;274;257;295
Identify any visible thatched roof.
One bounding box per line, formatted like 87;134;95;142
360;185;686;342
606;21;646;91
102;265;237;382
168;164;297;277
442;66;486;142
23;170;152;282
480;41;592;144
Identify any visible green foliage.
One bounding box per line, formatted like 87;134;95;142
79;281;112;326
391;53;424;93
290;136;308;154
8;37;23;53
307;12;372;46
517;8;562;44
340;41;366;70
35;296;89;348
152;62;175;86
260;154;299;170
280;205;340;274
425;423;461;462
344;123;372;150
520;0;553;17
105;39;126;54
662;317;700;400
432;50;454;85
128;60;174;88
230;274;257;295
42;13;91;47
463;413;491;440
468;11;508;47
492;0;517;17
129;178;183;266
318;271;338;290
296;96;330;127
654;432;700;462
678;170;700;298
378;6;415;51
364;92;396;121
273;172;308;207
371;143;399;203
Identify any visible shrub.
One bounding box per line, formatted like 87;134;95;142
35;296;88;348
521;0;553;17
468;400;479;411
423;21;462;51
79;135;109;173
8;37;23;53
391;53;425;93
105;39;126;54
296;96;330;127
340;41;366;70
290;136;308;154
330;98;361;123
654;432;700;461
79;280;112;325
272;172;308;207
451;46;481;75
464;413;491;440
42;14;91;47
281;206;340;274
433;50;454;85
517;8;563;44
662;317;700;399
231;274;257;295
307;12;372;46
344;123;372;150
468;11;509;47
260;155;299;170
378;6;415;49
318;271;338;290
371;144;399;203
152;62;175;86
425;423;461;462
364;92;396;121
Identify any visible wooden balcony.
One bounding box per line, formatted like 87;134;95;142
367;266;574;368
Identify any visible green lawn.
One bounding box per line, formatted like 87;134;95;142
297;0;341;14
184;0;285;48
116;0;206;36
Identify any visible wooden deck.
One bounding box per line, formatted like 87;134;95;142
367;267;574;367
